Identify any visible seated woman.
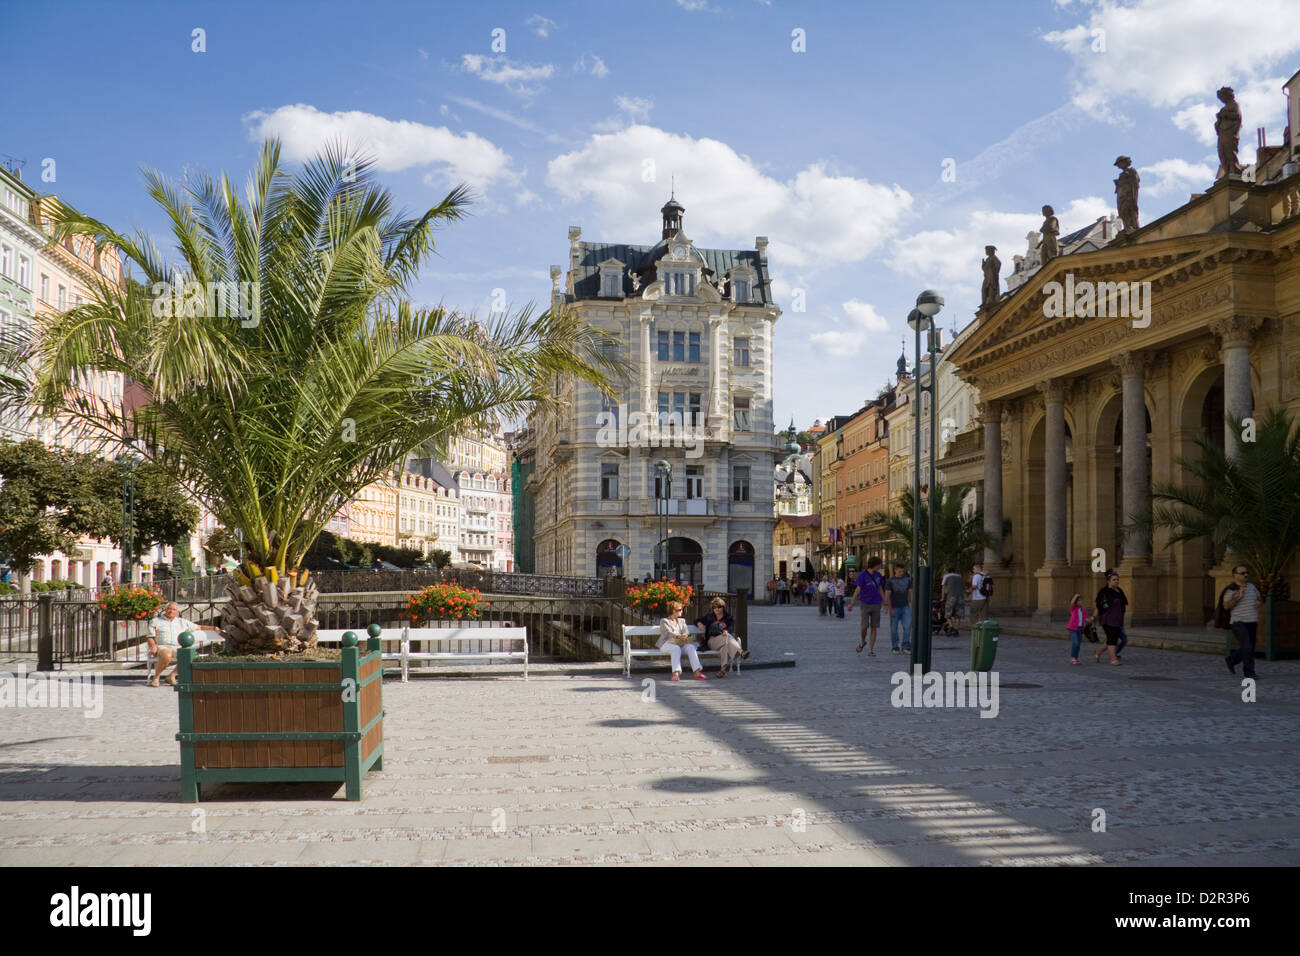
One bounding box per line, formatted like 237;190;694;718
657;601;705;681
698;597;750;678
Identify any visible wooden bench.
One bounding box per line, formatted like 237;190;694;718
316;626;529;682
621;624;740;677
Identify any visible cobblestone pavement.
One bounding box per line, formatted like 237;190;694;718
2;605;1297;866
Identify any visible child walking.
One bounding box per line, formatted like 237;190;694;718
1067;594;1090;665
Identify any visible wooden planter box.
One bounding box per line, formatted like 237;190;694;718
174;630;385;802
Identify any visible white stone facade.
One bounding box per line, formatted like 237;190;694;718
530;199;779;596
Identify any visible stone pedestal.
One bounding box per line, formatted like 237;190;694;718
1116;561;1164;625
1032;565;1076;623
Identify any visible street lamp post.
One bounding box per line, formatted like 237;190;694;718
116;451;140;584
908;290;944;675
655;459;671;579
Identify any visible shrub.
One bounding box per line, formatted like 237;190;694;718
97;585;165;620
626;579;695;618
30;579;85;592
405;583;483;623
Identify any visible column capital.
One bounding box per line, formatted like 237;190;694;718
639;309;655;326
1035;379;1069;404
1110;350;1149;379
1209;315;1264;349
975;399;1004;424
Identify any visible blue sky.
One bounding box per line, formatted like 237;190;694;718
5;0;1300;428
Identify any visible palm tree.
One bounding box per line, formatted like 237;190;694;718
868;481;995;573
33;140;622;653
1146;409;1300;599
0;319;31;429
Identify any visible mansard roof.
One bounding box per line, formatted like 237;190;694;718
567;239;769;303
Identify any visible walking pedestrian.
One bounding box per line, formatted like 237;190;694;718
1093;570;1128;665
847;556;886;655
1066;593;1091;665
940;566;965;635
777;577;789;605
883;563;913;654
969;563;988;622
817;575;830;616
1222;564;1261;679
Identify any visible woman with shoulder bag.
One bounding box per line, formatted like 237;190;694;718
700;597;750;678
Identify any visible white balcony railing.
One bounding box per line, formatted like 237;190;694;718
654;498;709;516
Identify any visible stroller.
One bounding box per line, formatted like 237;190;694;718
931;597;960;636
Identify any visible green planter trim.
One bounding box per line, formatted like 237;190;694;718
176;632;385;802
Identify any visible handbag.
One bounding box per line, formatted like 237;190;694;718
1082;621;1099;644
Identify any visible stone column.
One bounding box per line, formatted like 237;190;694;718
977;399;1003;567
708;312;725;423
1111;352;1150;562
1038;380;1068;566
639;309;654;416
1210;316;1261;459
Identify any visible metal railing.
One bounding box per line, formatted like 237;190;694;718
16;585;635;667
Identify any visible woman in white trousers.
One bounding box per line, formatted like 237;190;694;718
658;601;705;681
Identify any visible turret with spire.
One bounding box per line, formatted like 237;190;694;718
661;189;685;239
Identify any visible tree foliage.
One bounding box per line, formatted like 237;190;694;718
1145;409;1300;597
868;481;995;573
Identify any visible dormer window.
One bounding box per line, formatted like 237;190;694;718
732;278;750;303
597;258;625;298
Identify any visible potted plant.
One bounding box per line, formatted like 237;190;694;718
406;582;484;624
35;140;618;801
626;579;695;619
96;584;164;620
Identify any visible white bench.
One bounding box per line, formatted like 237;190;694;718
403;627;528;682
621;624;741;677
316;626;529;682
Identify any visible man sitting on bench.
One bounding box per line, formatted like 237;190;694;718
147;603;220;687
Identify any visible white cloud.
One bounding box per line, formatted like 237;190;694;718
677;0;717;10
1171;77;1288;146
574;53;610;78
545;125;912;270
887;197;1112;292
1043;0;1300;120
809;301;891;354
1140;157;1215;196
418;48;429;61
592;95;654;132
461;54;555;96
527;14;557;37
243;104;515;190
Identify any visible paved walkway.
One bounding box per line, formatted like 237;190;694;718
1;605;1297;866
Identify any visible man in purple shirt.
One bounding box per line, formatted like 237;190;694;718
847;555;886;655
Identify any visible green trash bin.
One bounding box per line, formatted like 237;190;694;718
970;620;999;672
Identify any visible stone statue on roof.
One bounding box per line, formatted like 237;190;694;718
1214;86;1243;180
627;268;640;292
716;273;729;296
980;245;1001;307
1039;205;1060;262
1114;156;1140;232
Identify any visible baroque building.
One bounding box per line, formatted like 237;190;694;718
529;197;780;595
944;77;1300;623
